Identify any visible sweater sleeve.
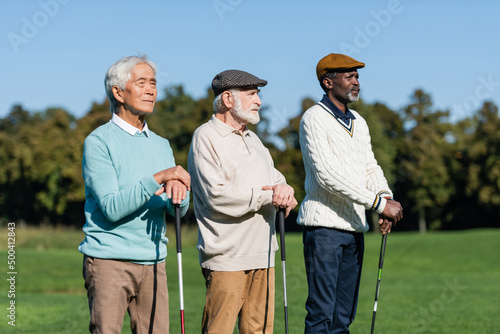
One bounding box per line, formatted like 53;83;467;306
364;132;393;200
273;168;287;187
264;141;287;187
300;110;388;214
82;134;160;222
188;129;273;218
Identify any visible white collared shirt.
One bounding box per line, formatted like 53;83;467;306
111;113;150;137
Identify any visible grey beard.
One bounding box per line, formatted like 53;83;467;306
233;97;260;125
347;88;360;103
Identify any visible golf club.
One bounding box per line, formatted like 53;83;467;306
278;208;289;334
174;204;185;334
370;233;388;334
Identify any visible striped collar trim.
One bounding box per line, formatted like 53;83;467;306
317;102;354;137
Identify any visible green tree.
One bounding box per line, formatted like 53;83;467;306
396;89;454;232
0;106;83;224
273;97;315;207
148;85;213;169
351;99;400;187
465;102;500;209
446;101;500;228
350;99;401;231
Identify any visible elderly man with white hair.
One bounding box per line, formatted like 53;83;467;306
188;70;298;334
79;55;190;333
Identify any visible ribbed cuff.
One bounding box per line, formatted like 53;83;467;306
371;191;392;214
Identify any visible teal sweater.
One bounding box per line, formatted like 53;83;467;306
78;121;189;263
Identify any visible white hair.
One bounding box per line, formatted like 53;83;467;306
213;89;260;124
213;89;240;113
104;55;157;113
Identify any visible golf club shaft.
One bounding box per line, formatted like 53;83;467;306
370;233;388;334
174;204;185;334
278;208;289;334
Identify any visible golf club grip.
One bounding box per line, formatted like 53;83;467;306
379;233;388;269
278;208;286;261
175;204;182;253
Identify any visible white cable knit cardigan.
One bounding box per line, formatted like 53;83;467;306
297;102;393;232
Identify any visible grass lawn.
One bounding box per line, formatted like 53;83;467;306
0;226;499;333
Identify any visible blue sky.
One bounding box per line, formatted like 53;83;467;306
2;0;499;132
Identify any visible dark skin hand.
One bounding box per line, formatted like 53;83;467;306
378;215;394;235
381;198;403;223
379;197;402;234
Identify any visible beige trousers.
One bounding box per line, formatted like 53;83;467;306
83;256;169;334
202;268;275;334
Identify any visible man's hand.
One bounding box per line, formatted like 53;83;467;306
378;215;393;235
154;165;191;197
262;184;298;218
155;180;188;204
381;199;403;223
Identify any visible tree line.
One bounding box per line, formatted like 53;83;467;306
0;86;498;231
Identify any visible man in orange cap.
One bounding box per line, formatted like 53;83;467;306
297;53;403;333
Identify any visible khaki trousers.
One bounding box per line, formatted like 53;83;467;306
202;268;275;334
83;256;169;334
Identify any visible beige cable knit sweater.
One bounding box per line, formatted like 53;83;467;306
297;102;392;232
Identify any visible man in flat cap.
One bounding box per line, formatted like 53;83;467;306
297;53;403;333
188;69;298;333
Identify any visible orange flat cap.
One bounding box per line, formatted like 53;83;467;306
316;53;365;80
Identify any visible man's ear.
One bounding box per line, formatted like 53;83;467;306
221;91;234;109
322;77;334;90
112;86;124;104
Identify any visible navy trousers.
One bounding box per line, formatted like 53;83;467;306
303;226;364;334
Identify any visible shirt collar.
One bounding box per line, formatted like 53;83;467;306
111;113;150;137
208;114;250;137
319;95;356;121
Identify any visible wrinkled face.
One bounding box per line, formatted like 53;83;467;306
331;70;360;104
232;88;262;125
120;63;157;115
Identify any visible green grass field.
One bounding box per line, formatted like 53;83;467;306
1;226;499;333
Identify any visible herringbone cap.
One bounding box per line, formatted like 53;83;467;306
212;70;268;96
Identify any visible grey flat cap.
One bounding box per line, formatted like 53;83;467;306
212;69;267;96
